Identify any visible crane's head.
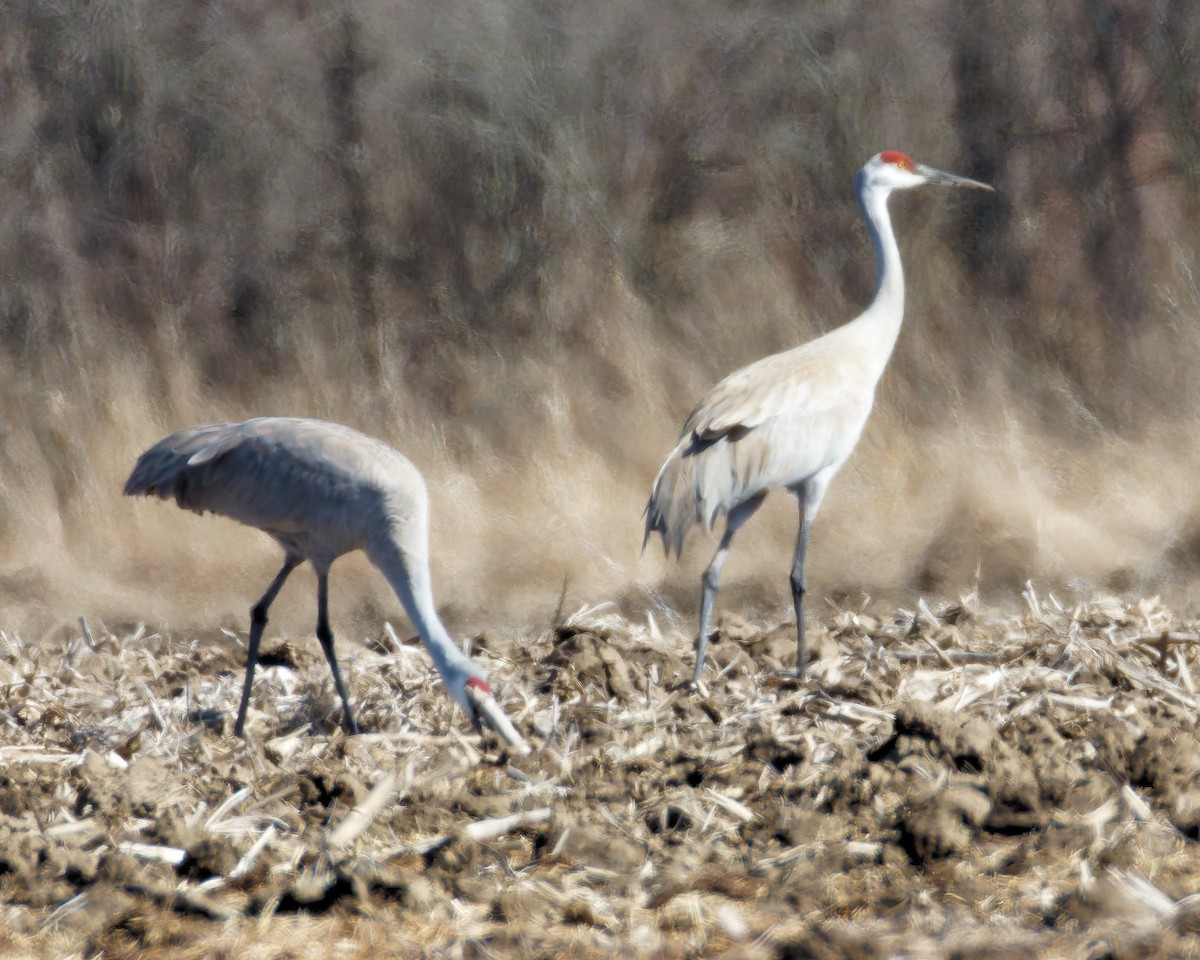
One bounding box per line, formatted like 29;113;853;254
861;151;994;195
449;670;532;755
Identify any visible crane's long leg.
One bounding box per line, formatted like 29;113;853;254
791;498;813;675
315;571;360;735
694;495;765;686
235;557;300;737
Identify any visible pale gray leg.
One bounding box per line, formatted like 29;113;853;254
235;557;300;737
315;571;359;734
791;498;813;674
694;495;765;686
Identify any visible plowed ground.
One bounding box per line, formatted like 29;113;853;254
2;592;1200;959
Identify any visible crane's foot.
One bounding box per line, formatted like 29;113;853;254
668;676;709;697
756;667;807;693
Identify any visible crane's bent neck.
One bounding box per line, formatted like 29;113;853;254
368;532;474;680
853;173;906;374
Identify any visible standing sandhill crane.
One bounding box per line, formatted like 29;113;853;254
124;416;530;753
645;151;993;686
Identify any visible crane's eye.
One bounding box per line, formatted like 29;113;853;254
880;151;915;171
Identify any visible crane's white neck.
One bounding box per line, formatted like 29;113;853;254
853;173;906;372
368;532;474;682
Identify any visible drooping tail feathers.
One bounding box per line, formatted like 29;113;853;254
643;433;730;558
123;422;243;510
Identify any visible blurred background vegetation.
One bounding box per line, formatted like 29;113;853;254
2;0;1200;635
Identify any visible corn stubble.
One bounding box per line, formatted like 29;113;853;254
2;592;1200;957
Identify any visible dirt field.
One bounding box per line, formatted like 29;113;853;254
2;589;1200;959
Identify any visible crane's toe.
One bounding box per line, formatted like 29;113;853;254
465;684;532;755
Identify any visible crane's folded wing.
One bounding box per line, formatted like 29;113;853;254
683;335;870;444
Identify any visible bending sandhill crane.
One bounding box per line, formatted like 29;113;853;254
645;151;993;686
124;416;530;753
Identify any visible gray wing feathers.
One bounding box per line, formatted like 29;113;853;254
123;418;413;538
682;345;852;442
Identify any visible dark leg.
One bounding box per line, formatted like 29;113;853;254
315;571;360;734
694;495;765;686
235;557;300;737
791;498;813;675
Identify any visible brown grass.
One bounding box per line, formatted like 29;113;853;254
3;0;1200;637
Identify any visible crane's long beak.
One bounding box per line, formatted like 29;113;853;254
917;164;995;191
465;683;532;755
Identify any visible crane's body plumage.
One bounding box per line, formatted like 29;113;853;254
125;416;529;753
646;323;880;556
644;152;993;684
127;417;427;564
